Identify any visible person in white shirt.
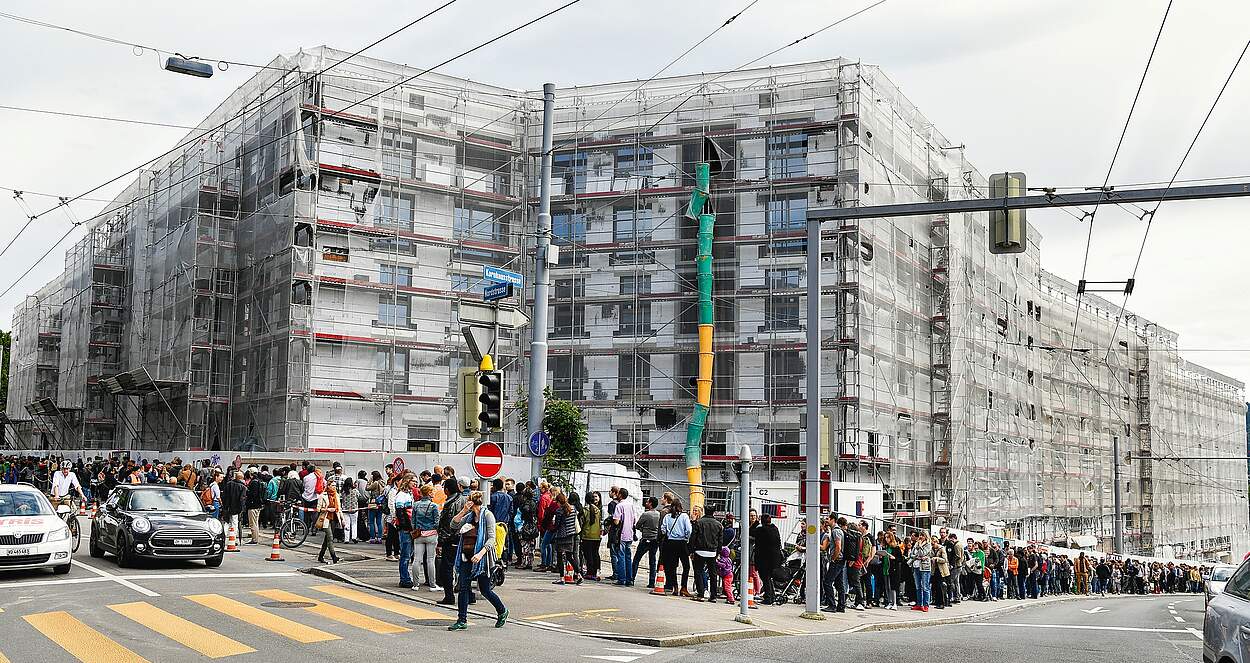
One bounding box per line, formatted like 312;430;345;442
50;461;85;506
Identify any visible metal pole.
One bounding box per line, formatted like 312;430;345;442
736;444;753;624
801;217;823;619
527;83;556;480
1113;435;1123;555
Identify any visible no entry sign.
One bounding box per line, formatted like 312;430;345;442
473;441;504;479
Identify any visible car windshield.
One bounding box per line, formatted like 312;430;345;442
126;489;202;512
0;490;55;516
1212;567;1235;581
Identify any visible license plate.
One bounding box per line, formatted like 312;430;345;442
3;548;30;556
173;539;193;546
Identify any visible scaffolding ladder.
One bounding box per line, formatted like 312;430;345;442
929;211;954;519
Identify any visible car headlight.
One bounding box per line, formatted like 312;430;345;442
131;517;151;534
206;519;223;535
46;526;71;542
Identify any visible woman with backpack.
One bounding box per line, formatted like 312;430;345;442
391;473;417;587
411;483;442;591
552;491;583;584
659;496;693;597
580;491;603;581
367;470;386;544
339;477;359;544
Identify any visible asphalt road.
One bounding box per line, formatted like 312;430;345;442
0;518;1209;663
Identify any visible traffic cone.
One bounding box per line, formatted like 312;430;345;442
264;528;284;562
563;561;575;583
651;565;667;595
78;502;86;516
225;522;239;552
747;589;758;609
90;501;98;518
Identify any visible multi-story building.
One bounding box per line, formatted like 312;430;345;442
4;50;1244;559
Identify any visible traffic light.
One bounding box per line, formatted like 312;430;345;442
988;171;1027;254
477;370;503;433
457;367;481;438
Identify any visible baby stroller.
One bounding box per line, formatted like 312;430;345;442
774;548;806;605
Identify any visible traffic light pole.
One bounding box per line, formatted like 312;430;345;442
799;179;1250;583
527;83;556;481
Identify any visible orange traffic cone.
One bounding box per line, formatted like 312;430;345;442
563;561;575;583
747;589;758;609
225;522;239;552
652;565;667;595
264;528;284;562
90;501;98;518
78;502;86;516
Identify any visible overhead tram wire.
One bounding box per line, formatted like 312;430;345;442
1098;36;1250;364
1069;0;1172;349
0;0;585;301
19;0;462;227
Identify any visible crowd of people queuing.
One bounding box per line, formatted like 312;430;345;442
1;453;1219;621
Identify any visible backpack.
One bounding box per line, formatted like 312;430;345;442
314;472;326;494
199;485;214;507
377;489;392;515
844;528;864;567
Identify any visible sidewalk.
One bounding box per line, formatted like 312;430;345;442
302;543;1096;646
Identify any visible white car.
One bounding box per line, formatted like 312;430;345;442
1204;558;1250;663
1209;565;1238;605
0;484;74;574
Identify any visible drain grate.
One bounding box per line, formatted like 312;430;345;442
261;601;317;608
515;588;556;593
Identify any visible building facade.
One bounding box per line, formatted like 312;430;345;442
4;50;1245;559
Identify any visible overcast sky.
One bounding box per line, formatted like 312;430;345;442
1;0;1248;386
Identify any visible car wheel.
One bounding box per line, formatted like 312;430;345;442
52;563;71;575
204;553;224;568
89;530;105;558
116;535;135;568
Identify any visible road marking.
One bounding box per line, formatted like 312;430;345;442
961;623;1191;634
24;611;150;663
1081;606;1108;614
1186;627;1203;640
309;584;449;620
186;594;340;643
71;560;158;597
1169;609;1178;614
528;611;576;619
254;589;408;635
582;657;642;662
531;620;564;628
607;648;659;655
1174;616;1185;622
108;601;255;658
117;572;299;580
0;576;114;589
585;609;622;614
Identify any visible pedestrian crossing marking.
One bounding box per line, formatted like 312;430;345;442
108;601;256;658
253;589;409;635
309;584;451;620
24;611;150;663
186;594;340;643
0;650;9;663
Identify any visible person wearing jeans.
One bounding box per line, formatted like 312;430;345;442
908;531;935;611
391;475;416;588
630;497;661;587
447;491;508;631
612;488;638;586
411;483;442;590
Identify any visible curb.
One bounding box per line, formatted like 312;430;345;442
306;565;784;647
828;593;1117;635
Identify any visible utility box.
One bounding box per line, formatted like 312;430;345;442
988;171;1027;254
457;367;480;438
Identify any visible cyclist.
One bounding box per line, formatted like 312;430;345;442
50;461;86;508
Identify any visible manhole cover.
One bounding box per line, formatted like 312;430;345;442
406;619;452;627
261;601;317;609
515;588;555;593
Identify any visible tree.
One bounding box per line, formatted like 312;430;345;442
515;386;588;487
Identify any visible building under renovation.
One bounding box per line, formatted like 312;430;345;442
4;49;1244;559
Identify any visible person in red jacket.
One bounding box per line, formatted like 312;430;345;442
535;482;555;571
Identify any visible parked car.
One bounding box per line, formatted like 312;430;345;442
1203;558;1250;663
89;484;225;567
1208;565;1238;605
0;484;74;574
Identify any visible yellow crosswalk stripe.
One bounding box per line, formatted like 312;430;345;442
24;611;150;663
253;589;409;635
310;584;451;620
109;601;256;658
186;594;340;643
0;650;10;663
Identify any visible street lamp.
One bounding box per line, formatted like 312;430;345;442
164;56;214;78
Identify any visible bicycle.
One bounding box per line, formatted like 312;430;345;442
274;501;308;549
50;495;82;554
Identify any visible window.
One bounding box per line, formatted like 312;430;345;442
382;152;417;179
450;274;473;292
618;353;650;395
454;206;500;241
765;193;808;232
766;429;801;457
323;246;349;262
615;145;653;176
616;429;647;456
617;301;652;337
767;268;801;290
620;274;652;295
406;425;438;452
552;211;586;245
407;93;425;110
704;430;727;457
766;351;803;400
377;294;410;328
553;152;587;193
379;263;413;287
370;237;417;255
553;304;585;338
375;349;410;394
764;295;801;331
1223;561;1250;600
766;132;808;178
376;193;415;231
613;207;652;242
551;355;585;401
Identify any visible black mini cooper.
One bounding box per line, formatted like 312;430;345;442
89;484;225;567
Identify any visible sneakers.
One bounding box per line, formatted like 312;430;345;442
447;621;467;631
911;605;924;611
427;585;442;592
385;555;397;562
495;608;508;628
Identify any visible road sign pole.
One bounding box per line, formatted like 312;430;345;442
527;82;556;482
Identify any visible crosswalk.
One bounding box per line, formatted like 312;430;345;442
1;584;453;662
